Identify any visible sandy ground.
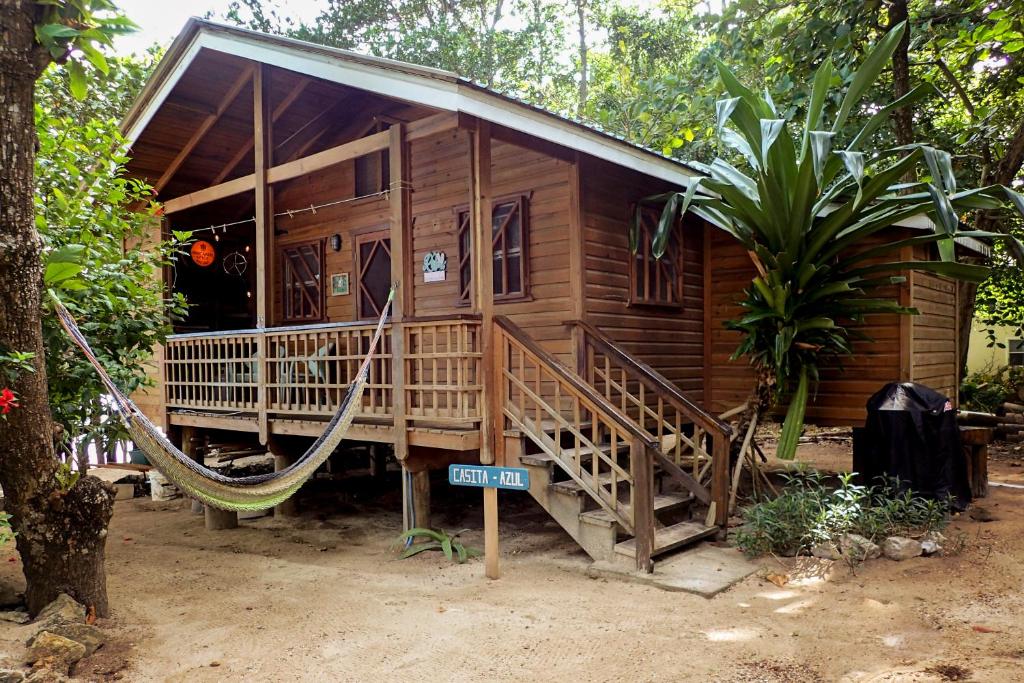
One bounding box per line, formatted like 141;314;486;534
2;453;1024;682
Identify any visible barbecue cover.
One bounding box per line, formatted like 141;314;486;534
852;382;971;510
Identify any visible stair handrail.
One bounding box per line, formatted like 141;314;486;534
566;320;733;439
496;316;657;448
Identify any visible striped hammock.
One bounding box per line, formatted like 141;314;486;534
53;291;392;511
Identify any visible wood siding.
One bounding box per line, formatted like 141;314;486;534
705;231;960;426
580;157;705;404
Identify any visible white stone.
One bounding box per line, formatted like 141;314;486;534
811;542;841;560
882;536;923;561
839;533;881;561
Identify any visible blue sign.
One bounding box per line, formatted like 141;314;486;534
448;464;530;491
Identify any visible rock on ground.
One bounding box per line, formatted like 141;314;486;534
882;536;923;561
33;597;83;631
0;669;26;683
0;611;29;625
839;534;881;561
24;633;85;674
39;624;103;657
811;542;841;560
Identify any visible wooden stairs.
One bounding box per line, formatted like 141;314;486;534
494;317;733;572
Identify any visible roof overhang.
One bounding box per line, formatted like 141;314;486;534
122;18;702;190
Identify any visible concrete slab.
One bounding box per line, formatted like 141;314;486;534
587;543;761;598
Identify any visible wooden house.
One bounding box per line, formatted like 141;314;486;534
123;19;967;570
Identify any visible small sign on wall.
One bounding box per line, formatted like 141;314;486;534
423;250;447;283
331;273;350;296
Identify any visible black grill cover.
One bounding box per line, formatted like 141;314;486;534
852;382;970;510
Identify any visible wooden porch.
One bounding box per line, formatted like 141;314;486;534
162;314;483;450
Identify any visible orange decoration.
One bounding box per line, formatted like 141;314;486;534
190;240;216;267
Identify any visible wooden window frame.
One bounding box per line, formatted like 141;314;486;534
279;238;326;324
456;194;531;306
354;228;393;320
629;204;684;309
455;205;473;306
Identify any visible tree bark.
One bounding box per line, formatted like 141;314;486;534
0;0;115;617
575;0;589;117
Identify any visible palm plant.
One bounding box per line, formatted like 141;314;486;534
637;23;1024;460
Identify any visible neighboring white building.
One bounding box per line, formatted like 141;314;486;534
967;321;1024;374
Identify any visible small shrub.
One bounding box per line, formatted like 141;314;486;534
395;528;480;564
961;365;1024;413
0;512;13;546
734;469;949;557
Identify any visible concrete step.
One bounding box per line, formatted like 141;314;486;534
614;521;718;560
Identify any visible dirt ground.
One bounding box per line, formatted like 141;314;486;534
2;449;1024;682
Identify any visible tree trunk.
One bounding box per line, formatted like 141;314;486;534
0;0;115;617
575;0;589;117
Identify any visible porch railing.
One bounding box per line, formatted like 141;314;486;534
163;315;482;427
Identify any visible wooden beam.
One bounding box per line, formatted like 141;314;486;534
406;112;459;142
210;77;312;186
389;124;411;463
266;129;389;184
155;64;255;194
471;119;497;466
161;173;255;214
254;65;274;445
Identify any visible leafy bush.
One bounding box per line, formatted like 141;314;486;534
961;365;1024;413
734;470;949;557
396;528;480;564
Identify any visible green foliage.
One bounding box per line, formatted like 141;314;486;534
960;365;1024;413
34;59;187;464
54;462;81;493
396;528;480;564
33;0;139;100
734;470;949;557
0;350;36;384
637;24;1024;459
0;513;14;547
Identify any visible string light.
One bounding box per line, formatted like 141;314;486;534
171;181;411;236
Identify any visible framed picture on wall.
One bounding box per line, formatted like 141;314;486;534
331;272;350;296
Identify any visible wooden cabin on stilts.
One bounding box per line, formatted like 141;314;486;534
122;19;969;571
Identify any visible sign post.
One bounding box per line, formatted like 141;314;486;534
448;464;530;580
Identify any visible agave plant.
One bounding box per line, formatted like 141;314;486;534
396;527;480;564
637;23;1024;460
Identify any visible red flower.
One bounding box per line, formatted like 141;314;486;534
0;388;19;415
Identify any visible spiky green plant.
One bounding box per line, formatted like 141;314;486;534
396;528;480;564
637;23;1024;459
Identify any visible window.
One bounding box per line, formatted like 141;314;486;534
457;195;530;304
355;230;392;319
280;240;325;323
629;204;683;307
354;121;391;197
1011;340;1024;366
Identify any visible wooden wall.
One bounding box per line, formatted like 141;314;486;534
408;129;575;362
910;242;958;398
579;157;705;404
705;231;960;426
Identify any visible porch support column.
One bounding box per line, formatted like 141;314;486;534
471;119;497;465
270;436;298;518
389;124;412;467
254;64;274;445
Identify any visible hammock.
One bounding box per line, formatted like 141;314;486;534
53;291;392;512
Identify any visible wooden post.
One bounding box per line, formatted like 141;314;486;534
389;124;412;463
711;430;730;531
205;505;239;531
412;469;431;530
180;426;205;515
471;119;495;466
484;486;499;579
270;436;298;518
254;64;275;445
632;439;654;573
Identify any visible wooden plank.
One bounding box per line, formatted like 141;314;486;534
161;173;256;214
267;130;390;185
484;486;499;579
406;112;459;142
472;119;496;466
254;65;273;442
390;124;411;462
155;64;255;193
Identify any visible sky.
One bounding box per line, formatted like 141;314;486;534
111;0;705;56
112;0;323;55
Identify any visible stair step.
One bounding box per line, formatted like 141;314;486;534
614;521;718;559
550;471;619;496
579;492;694;527
521;441;629;468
